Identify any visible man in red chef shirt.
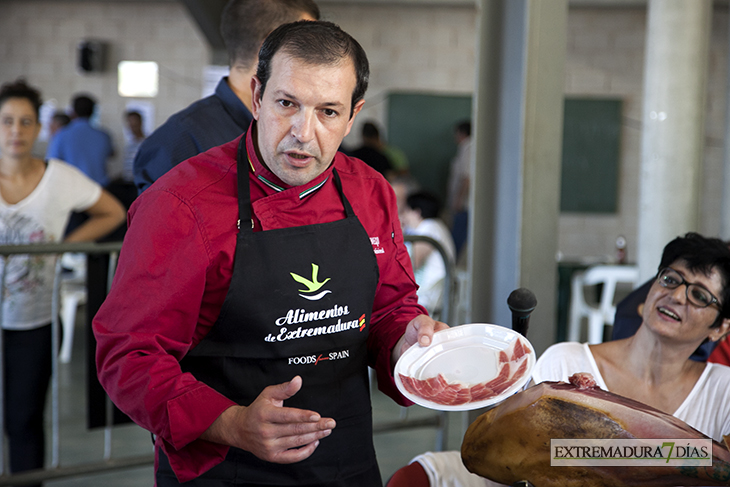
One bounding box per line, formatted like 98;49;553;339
93;20;448;486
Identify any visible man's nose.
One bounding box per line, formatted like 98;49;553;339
291;110;315;143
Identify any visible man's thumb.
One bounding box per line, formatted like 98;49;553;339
269;375;303;402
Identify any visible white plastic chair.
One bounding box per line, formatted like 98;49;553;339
59;253;87;364
568;264;640;344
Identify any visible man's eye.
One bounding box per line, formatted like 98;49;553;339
279;100;294;108
322;109;337;117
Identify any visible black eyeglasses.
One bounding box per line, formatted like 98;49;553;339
656;267;722;309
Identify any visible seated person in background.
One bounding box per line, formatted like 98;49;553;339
391;175;420;213
389;232;730;487
399;191;456;318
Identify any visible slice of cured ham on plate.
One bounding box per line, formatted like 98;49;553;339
395;323;536;411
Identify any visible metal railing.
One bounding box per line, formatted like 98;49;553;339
0;235;458;484
0;241;154;486
371;234;458;451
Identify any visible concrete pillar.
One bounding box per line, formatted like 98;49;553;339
637;0;711;280
469;0;566;356
722;9;730;240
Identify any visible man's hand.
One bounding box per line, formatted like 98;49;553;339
200;376;335;464
392;314;449;365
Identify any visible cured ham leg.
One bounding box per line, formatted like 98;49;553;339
461;374;730;487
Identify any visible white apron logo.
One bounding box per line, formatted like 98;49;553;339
370;236;384;254
287;350;350;366
290;263;331;301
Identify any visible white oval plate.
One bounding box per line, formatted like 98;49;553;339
395;323;535;411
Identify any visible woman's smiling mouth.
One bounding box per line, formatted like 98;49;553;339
658;306;680;321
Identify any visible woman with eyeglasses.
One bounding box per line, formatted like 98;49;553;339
0;79;126;483
532;232;730;443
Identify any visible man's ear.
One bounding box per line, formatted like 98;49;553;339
251;76;263;120
344;99;366;137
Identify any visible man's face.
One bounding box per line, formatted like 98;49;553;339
251;52;364;186
127;114;143;136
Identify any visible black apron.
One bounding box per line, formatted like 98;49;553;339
157;138;382;486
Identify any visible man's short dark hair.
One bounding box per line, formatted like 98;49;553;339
407;191;442;220
256;20;369;118
362;121;380;140
456;120;471;138
73;94;96;118
125;110;142;122
220;0;320;69
658;232;730;322
0;78;42;120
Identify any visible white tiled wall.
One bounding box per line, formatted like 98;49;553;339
0;1;727;261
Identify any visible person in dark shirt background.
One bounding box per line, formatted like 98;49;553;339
348;121;394;180
133;0;320;194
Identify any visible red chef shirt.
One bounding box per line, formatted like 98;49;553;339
93;125;427;482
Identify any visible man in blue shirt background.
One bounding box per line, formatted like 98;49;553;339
48;94;114;187
132;0;320;194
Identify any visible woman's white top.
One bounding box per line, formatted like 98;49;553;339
0;159;101;330
533;341;730;443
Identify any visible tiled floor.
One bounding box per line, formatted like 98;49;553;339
32;306;466;486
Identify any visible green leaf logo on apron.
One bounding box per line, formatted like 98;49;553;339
290;263;331;301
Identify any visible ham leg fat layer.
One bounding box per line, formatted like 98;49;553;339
461;373;730;486
399;337;532;406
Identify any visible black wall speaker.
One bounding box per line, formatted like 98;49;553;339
77;40;107;73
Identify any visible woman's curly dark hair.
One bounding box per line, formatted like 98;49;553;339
0;78;43;120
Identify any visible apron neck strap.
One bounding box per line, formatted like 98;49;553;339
332;169;355;218
237;135;252;227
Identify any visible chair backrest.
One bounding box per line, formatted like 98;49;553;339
581;265;640;324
